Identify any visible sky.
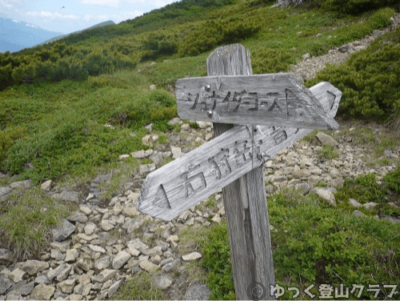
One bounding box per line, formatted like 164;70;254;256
0;0;177;34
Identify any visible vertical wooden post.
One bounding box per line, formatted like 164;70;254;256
207;44;276;300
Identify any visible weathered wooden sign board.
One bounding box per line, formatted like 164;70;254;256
176;74;339;130
137;44;342;300
138;81;341;221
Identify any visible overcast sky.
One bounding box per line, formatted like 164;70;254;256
0;0;177;34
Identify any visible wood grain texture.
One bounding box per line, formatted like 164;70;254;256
136;81;342;222
137;124;261;221
176;74;339;130
207;44;276;301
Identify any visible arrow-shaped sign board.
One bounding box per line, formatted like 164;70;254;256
138;82;341;221
176;74;339;130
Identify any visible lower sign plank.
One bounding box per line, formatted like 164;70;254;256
138;82;342;221
176;74;339;130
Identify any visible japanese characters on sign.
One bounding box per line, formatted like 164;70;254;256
176;74;339;130
138;82;342;221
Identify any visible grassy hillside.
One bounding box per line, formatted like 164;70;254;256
1;3;396;183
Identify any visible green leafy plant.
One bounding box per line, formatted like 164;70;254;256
317;144;340;159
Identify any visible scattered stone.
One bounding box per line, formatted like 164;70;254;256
363;202;379;210
145;123;154;132
142;135;152;146
50;249;64;261
101;220;116;231
0;187;12;202
21;260;49;276
119;154;130;160
57;278;76;294
150;84;156;90
139;164;156;175
93;270;118;283
316;132;339;146
382;215;400;224
0;248;16;263
168;118;181;125
349;199;362;208
131;150;146;159
212;214;221;224
88;245;106;253
311;188;336;206
10;180;31;189
84;222;97;236
0;275;13;294
41;180;52;191
107;280;123;298
65;249;80;262
196;121;212;129
139;260;159;272
182;252;202;261
152;274;173;290
171;146;182;159
123;206;140;217
112;251;131;269
70;294;83;301
67;211;88;223
12;281;34;296
52;190;80;202
30;284;55;300
184;283;211;300
353;210;366;217
302;53;311;60
79;205;92;215
8;268;25;283
52;219;76;242
95;256;111;271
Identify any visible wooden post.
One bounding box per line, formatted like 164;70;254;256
207;44;276;300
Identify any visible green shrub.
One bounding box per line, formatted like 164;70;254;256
202;188;400;300
0;127;26;168
317;144;340;159
306;26;400;119
202;222;236;300
323;0;400;14
252;48;292;74
383;166;400;192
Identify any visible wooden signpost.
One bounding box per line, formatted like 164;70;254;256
176;74;339;130
137;44;342;300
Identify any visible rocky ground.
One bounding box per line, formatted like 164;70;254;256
1;14;400;301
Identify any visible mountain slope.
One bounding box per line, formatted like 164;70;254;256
0;15;63;53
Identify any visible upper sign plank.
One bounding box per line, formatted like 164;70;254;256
139;82;342;221
176;74;339;130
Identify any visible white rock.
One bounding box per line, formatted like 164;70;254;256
212;214;221;224
171;146;182;159
93;269;118;283
131;150;146;159
88;245;106;253
119;154;130;160
166;235;179;242
65;249;80;262
363;202;379;210
312;188;336;206
349;199;362;208
41;180;52;192
182;252;202;261
196;121;213;129
139;260;159;272
112;251;132;269
8;268;25;283
101;220;115;231
79;205;92;215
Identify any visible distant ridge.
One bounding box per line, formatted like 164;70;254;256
0;15;63;53
40;20;116;45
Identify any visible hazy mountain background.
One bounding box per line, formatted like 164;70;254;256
0;13;63;53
